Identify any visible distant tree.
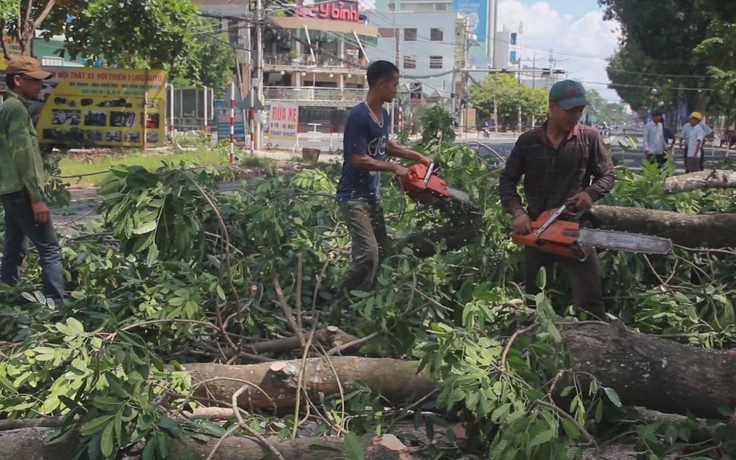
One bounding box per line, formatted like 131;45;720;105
56;0;201;78
468;73;547;129
171;33;237;94
599;0;714;113
2;0;233;89
0;0;58;57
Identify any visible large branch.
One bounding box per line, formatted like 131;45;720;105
592;205;736;248
563;321;736;419
32;0;56;29
185;324;736;419
0;427;405;459
664;170;736;194
184;357;435;411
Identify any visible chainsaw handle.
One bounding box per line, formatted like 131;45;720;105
422;162;435;186
534;203;569;237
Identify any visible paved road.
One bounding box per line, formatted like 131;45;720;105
54;128;735;236
457;129;736;173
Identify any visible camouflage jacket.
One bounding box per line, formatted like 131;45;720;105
0;91;45;201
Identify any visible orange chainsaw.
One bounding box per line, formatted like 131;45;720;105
398;162;475;208
397;162;482;257
511;203;672;260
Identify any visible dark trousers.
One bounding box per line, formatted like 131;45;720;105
1;192;65;301
338;200;387;293
645;152;667;168
524;246;605;319
682;145;690;173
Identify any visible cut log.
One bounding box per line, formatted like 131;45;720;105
186;324;736;420
563;321;736;419
592;205;736;248
183;357;435;411
0;427;404;460
664;169;736;194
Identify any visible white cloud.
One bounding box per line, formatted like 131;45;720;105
498;0;621;101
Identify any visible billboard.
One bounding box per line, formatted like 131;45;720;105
34;68;167;148
269;102;299;142
214;99;247;143
296;0;360;22
452;0;487;44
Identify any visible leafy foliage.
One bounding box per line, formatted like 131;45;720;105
467;73;547;129
419;106;456;144
2;143;736;458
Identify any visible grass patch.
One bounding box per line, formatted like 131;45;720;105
58;146;271;186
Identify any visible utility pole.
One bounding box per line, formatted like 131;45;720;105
391;28;400;135
255;0;264;149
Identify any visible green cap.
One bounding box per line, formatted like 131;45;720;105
549;80;589;109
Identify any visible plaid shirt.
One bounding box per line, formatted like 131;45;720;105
0;91;46;201
499;122;615;220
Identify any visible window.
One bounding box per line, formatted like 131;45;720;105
430;56;443;69
430;28;443;41
404;28;417;41
403;55;417;69
435;3;447;10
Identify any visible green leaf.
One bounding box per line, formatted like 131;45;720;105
132;221;158;235
560;418;581;439
100;422;115;457
603;387;623;408
79;415;114;436
141;437;156;460
344;432;365;460
92;396;122;411
529;428;555;447
66;317;85;334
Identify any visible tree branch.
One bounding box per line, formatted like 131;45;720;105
33;0;56;30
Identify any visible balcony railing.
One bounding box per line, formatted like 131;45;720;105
265;86;366;103
263;53;366;69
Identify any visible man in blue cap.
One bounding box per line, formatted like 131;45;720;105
499;80;615;319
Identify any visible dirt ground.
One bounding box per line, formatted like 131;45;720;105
52;151;332;236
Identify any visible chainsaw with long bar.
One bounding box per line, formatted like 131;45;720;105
511;203;672;260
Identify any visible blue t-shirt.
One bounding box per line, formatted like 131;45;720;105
336;102;389;202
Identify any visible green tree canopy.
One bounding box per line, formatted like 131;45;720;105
600;0;736;122
2;0;235;89
468;73;547;129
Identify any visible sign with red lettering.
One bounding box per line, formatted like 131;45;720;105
296;0;360;22
269;102;299;142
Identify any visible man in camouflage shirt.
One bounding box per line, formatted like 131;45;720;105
0;56;64;301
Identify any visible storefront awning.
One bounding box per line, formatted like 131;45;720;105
271;17;379;38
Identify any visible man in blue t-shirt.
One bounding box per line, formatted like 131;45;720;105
336;60;431;293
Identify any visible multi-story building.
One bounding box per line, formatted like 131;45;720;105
375;0;497;65
368;11;469;100
197;0;379;134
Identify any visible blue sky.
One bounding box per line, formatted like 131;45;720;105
499;0;621;101
517;0;604;19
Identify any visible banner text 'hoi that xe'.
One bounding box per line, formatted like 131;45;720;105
34;68;167;148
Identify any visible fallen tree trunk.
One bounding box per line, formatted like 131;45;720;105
186;323;736;419
563;321;736;419
183;357;435;411
592;205;736;249
664;169;736;194
0;427;405;460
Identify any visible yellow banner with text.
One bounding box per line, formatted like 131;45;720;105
34;68;167;148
